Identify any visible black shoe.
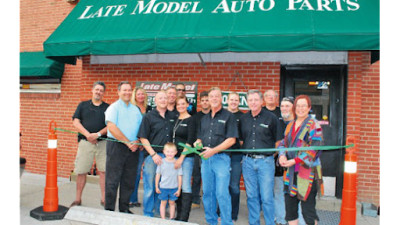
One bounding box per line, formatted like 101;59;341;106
120;209;134;214
129;202;141;208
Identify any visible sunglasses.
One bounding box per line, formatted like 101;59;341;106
176;89;185;92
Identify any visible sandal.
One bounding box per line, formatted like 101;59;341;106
70;200;81;207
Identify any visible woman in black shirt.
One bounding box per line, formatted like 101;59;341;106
173;96;196;222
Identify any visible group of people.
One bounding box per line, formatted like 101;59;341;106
70;81;324;225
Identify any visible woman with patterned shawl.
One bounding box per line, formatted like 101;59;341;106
278;95;324;225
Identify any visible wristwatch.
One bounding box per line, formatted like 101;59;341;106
97;132;101;138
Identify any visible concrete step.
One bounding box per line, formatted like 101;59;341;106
65;206;199;225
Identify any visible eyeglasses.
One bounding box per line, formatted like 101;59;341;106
282;96;294;104
176;89;185;92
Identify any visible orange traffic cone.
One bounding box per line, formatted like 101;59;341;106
339;136;358;225
30;121;68;220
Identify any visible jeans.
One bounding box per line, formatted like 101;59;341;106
201;153;233;225
142;153;164;217
182;157;194;193
129;150;144;203
274;176;286;224
191;155;202;204
242;155;275;225
230;154;243;221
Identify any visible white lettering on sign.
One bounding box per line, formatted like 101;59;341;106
212;0;275;13
131;0;202;15
287;0;359;11
78;4;127;19
78;0;362;19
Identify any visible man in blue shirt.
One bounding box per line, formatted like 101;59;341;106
104;81;143;213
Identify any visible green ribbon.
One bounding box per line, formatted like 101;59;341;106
55;127;354;157
54;127;164;148
180;142;354;157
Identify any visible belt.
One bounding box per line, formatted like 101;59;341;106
245;153;272;159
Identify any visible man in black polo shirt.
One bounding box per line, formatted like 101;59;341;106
194;87;238;225
71;81;109;207
239;90;283;225
138;90;178;217
191;90;210;208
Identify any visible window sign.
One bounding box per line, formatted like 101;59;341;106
136;81;198;110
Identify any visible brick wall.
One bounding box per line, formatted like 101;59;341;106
20;61;83;177
80;57;281;103
347;52;380;205
20;0;76;52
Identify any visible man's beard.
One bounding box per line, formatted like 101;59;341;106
281;113;291;120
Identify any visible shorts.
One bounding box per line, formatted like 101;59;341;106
158;188;178;201
74;140;106;174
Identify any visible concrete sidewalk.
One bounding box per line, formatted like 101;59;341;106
20;172;379;225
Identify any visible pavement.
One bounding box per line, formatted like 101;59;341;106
20;172;380;225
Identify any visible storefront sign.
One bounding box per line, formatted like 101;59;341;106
78;0;361;19
222;91;249;110
136;81;198;110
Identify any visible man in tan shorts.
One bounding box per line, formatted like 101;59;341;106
71;81;109;207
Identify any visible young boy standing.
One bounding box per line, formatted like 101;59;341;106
155;143;183;220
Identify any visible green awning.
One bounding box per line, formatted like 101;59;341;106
20;51;64;78
44;0;379;64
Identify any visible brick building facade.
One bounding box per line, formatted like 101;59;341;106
20;1;379;205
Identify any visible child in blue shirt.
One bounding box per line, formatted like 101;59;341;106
155;143;183;220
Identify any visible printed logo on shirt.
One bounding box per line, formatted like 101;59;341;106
259;123;269;128
218;120;226;124
180;124;187;127
170;119;175;122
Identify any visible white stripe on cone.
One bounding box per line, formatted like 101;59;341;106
48;140;57;149
344;161;357;173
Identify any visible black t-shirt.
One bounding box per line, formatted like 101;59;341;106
173;116;196;157
138;109;178;154
72;100;109;142
239;109;283;156
198;108;239;150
